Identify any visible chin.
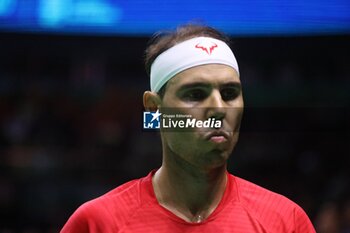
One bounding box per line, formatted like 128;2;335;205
197;149;231;169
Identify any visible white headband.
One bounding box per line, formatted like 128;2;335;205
150;36;239;92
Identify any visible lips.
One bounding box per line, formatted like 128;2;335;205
204;130;230;142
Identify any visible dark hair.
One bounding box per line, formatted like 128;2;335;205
144;24;231;97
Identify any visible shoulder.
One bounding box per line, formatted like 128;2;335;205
90;177;143;214
234;175;296;211
61;177;147;232
232;175;315;232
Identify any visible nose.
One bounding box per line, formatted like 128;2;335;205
206;89;226;120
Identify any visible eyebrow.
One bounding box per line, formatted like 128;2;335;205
178;81;242;90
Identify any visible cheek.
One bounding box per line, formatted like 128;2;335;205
164;132;195;151
162;132;210;156
226;108;244;131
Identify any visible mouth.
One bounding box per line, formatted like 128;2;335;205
204;130;230;143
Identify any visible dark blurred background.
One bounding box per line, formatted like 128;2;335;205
0;1;350;232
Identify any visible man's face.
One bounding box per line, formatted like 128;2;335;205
160;64;244;170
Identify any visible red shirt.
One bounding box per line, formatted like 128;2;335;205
61;171;315;233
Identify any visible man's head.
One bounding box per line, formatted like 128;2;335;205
143;24;243;170
144;24;232;98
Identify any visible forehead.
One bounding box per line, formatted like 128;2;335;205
167;64;240;88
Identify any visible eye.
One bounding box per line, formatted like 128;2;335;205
181;88;208;101
220;87;240;101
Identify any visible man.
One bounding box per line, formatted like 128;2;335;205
61;24;316;232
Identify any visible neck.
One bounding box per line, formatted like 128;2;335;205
152;149;228;223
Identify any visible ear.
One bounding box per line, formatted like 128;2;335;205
143;91;161;111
